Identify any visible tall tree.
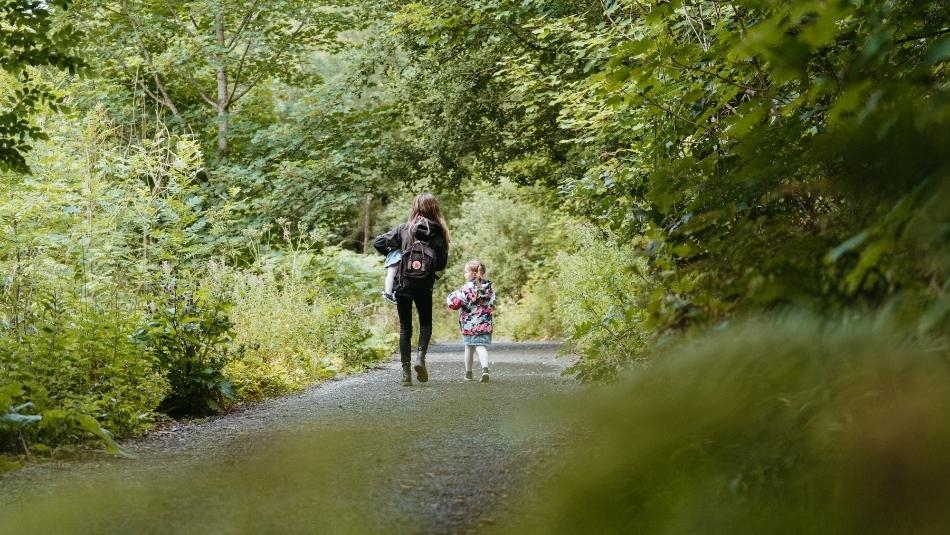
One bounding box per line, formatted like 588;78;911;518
77;0;352;160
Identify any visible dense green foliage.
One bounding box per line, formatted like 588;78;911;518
504;316;950;534
223;249;391;401
551;226;654;381
0;0;83;172
133;270;236;416
372;0;949;373
0;69;389;461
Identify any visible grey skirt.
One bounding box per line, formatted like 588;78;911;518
462;334;492;345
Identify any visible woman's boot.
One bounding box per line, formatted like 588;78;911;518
402;363;412;386
414;326;431;383
413;347;428;383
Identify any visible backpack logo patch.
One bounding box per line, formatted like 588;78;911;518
398;232;437;289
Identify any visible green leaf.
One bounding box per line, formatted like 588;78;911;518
74;414;136;459
844;240;889;294
0;413;42;426
826;230;870;264
925;38;950;65
724;101;767;138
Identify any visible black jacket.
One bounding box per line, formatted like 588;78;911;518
373;218;449;288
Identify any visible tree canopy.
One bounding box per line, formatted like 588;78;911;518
375;0;950;335
1;0;83;172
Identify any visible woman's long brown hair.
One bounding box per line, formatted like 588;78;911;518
407;192;451;245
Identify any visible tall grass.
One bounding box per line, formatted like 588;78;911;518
219;255;391;403
503;315;950;534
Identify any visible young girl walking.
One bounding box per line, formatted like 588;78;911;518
380;248;401;304
446;260;495;382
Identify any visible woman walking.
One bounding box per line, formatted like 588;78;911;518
373;193;450;386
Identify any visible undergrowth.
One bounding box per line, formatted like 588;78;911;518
506;314;950;534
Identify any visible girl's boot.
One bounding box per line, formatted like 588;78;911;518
480;367;489;383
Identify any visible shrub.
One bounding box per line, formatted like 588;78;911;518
224;271;337;400
498;277;564;341
1;106;214;454
0;282;162;457
221;250;390;403
553;226;654;381
133;268;235;417
506;315;950;534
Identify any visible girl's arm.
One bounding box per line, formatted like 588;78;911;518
446;289;465;310
446;283;476;310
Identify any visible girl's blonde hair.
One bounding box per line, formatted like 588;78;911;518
465;260;486;298
408;192;451;245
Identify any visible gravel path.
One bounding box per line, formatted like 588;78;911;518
0;343;579;534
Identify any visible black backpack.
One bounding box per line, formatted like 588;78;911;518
397;227;437;289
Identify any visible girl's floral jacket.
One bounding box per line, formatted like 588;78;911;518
446;279;495;336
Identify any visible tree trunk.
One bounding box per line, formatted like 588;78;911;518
363;193;372;253
215;9;230;159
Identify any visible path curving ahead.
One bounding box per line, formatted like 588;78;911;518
0;343;578;534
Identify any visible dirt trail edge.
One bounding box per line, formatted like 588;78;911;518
0;342;580;535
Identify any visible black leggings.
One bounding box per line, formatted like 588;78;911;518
395;289;433;365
